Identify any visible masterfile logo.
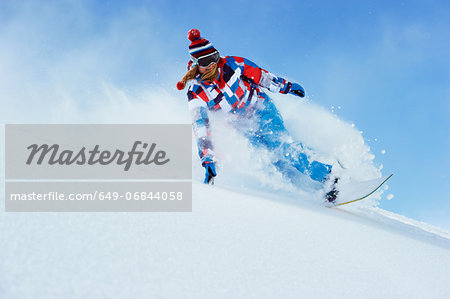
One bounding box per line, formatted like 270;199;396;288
6;124;191;180
26;141;170;171
5;124;192;212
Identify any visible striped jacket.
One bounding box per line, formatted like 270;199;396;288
187;56;293;165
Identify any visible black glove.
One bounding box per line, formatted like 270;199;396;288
202;157;217;184
289;83;305;98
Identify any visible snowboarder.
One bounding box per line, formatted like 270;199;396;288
177;29;337;200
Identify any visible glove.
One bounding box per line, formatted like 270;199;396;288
202;157;217;184
289;82;305;98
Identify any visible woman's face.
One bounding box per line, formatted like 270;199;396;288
198;63;216;74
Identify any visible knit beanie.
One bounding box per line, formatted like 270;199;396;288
177;29;222;90
187;29;219;62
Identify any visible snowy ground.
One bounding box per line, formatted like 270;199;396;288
1;94;449;298
0;182;449;299
1;76;448;298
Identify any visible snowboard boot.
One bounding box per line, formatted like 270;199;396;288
325;177;339;203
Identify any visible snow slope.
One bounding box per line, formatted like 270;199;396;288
0;67;448;298
0;182;449;299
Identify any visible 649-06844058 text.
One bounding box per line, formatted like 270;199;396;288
5;181;192;212
9;191;185;201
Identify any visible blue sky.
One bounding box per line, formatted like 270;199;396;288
1;0;449;228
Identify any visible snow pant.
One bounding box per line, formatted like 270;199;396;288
242;98;331;183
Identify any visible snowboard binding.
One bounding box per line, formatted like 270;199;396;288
325;177;339;203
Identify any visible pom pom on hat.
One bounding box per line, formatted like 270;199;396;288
188;29;200;41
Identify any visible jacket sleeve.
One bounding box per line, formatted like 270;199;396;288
187;84;215;166
231;56;293;94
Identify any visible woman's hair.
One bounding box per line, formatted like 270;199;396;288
178;64;219;90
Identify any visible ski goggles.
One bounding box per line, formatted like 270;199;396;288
196;52;220;68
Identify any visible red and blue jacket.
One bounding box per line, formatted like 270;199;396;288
187;56;293;165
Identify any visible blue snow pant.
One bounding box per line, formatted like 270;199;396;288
241;98;331;183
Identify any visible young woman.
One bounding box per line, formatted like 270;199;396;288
177;29;337;201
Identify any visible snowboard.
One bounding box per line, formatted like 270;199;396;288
329;174;393;207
